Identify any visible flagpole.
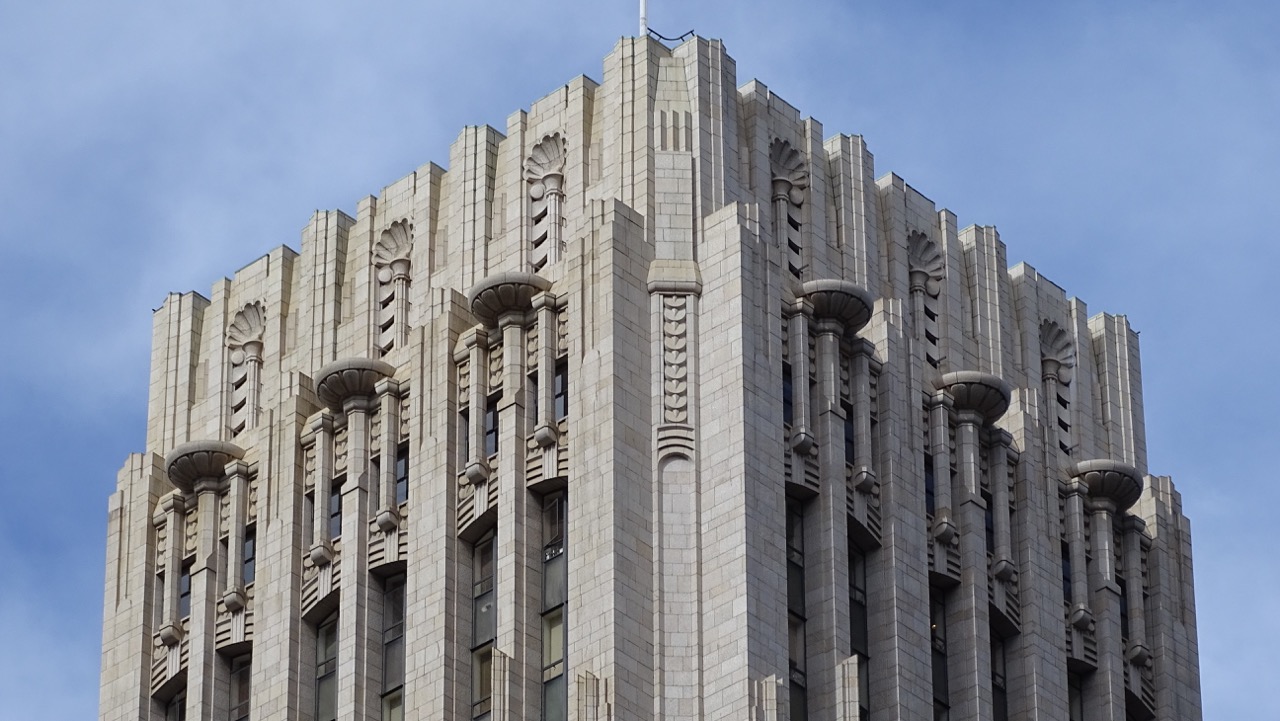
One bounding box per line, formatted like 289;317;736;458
640;0;648;36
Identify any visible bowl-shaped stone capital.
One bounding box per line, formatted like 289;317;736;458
466;272;552;327
165;440;245;494
937;371;1011;424
1071;459;1143;511
315;358;396;411
798;279;873;333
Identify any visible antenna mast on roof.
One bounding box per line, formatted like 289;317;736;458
640;0;648;36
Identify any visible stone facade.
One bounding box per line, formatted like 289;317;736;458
99;34;1201;721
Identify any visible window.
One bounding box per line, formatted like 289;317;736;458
849;537;870;721
484;393;500;457
1061;541;1073;604
228;655;251;721
329;478;344;540
924;452;936;516
842;400;856;465
395;444;409;505
473;535;496;646
166;692;186;721
786;498;807;720
553;360;569;421
982;491;995;555
382;575;406;721
542;493;567;721
178;563;192;619
782;363;795;426
1117;575;1130;643
242;527;256;586
459;408;470;464
155;571;166;626
315;614;339;721
1068;673;1085;721
931;591;949;721
472;646;493;720
991;636;1008;721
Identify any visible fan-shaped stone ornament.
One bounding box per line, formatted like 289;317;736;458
769;138;809;205
466;272;552;327
1039;320;1076;384
799;279;873;333
314;358;396;411
524;132;567;200
907;231;945;297
165;440;246;494
373;220;413;282
937;371;1011;424
1071;459;1143;511
226;301;266;358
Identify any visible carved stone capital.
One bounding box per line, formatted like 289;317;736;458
158;622;184;647
375;507;401;533
798;279;873;334
534;422;559;448
466;272;552;327
314;358;396;411
165;440;245;494
309;542;334;568
790;428;815;456
1072;459;1143;512
852;465;877;493
1069;604;1095;632
993;557;1018;583
932;513;958;544
464;459;491;486
936;371;1011;425
222;587;247;613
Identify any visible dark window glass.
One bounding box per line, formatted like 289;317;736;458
178;564;192;619
849;540;869;656
329;478;344;540
931;591;949;708
383;575;406;694
992;636;1008;721
982;491;995;555
842;400;856;464
782;363;794;426
554;360;569;420
155;572;166;626
166;693;186;721
1118;576;1130;642
473;646;493;719
1061;541;1073;603
484;394;500;457
790;681;807;721
316;614;339;721
1068;673;1085;721
395;444;409;505
473;537;496;646
543;672;566;721
242;528;256;586
924;453;936;516
459;408;470;464
229;655;251;721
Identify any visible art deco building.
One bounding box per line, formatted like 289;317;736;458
99;33;1201;721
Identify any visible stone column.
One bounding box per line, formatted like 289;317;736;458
157;492;187;647
310;412;336;567
1073;459;1144;721
929;395;957;542
989;431;1015;581
787;306;814;454
314;358;396;721
532;292;559;449
375;378;403;532
849;338;876;494
164;440;245;721
222;460;250;612
1122;517;1151;667
463;328;492;490
935;372;1011;721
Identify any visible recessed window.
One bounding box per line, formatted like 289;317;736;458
484;393;500;457
849;537;870;721
329;478;344;540
992;635;1008;721
473;535;496;648
931;590;949;721
542;493;568;721
315;614;339;721
382;575;406;721
553;360;569;421
166;692;186;721
228;655;251;721
924;452;936;517
782;363;795;427
178;563;192;619
242;528;256;586
842;400;856;464
395;444;409;505
459;407;470;464
472;645;493;720
786;497;807;720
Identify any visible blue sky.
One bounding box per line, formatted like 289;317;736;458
1;1;1274;718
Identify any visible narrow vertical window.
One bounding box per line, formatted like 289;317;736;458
1068;673;1085;721
931;591;949;721
1061;541;1073;605
315;614;339;721
459;408;470;466
178;563;192;619
242;527;256;586
1117;575;1130;643
473;534;496;720
228;655;251;721
842;400;856;466
849;537;870;721
991;636;1008;721
786;498;807;721
982;491;995;555
395;443;409;505
542;493;567;721
382;575;406;721
166;692;186;721
554;360;569;421
782;363;795;427
484;393;500;457
924;452;936;516
329;478;344;540
154;572;166;627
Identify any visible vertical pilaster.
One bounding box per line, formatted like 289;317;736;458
950;409;993;721
188;477;223;721
338;396;377;721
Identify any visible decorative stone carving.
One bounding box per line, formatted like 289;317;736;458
466;272;552;327
1071;459;1143;512
525;133;567;270
1040;320;1076;384
907;231;944;297
770;138;809;279
314;358;397;411
799;279;873;333
226;302;266;435
661;295;690;424
164;440;245;494
373;220;413;356
769;138;808;205
937;371;1011;424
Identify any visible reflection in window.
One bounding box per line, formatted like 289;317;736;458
395;444;409;505
473;534;496;720
542;493;567;721
315;614;338;721
242;527;256;586
484;393;500;457
329;478;345;540
178;563;192;619
228;655;251;721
